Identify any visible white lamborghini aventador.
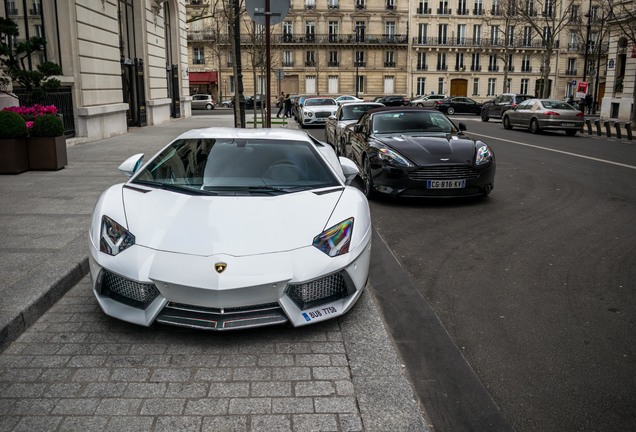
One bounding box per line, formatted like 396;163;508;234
88;128;372;330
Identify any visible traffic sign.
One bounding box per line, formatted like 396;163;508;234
246;0;290;26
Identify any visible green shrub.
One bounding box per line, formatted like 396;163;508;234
0;110;27;138
30;113;64;137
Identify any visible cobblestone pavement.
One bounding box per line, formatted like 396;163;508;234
0;276;429;432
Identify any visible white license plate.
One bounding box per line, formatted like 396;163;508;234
427;179;466;189
561;123;575;127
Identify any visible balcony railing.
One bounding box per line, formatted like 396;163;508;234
305;61;316;67
437;64;448;71
386;3;397;11
437;8;451;14
473;8;484;15
564;69;577;75
457;8;469;15
488;65;499;72
355;3;366;10
521;66;532;72
328;4;339;9
193;59;205;65
504;66;515;72
8;8;18;15
328;61;339;67
384;61;396;67
354;61;366;67
271;33;408;45
29;7;40;15
491;6;501;15
568;15;582;24
416;64;428;71
470;65;482;71
187;30;216;41
411;36;550;49
417;7;432;14
455;65;466;71
282;62;294;67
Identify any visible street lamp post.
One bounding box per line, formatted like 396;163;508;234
582;0;592;84
355;27;360;98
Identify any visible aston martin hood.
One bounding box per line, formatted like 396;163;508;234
122;187;343;256
378;135;477;165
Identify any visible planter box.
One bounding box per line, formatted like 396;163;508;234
27;136;68;170
0;138;29;174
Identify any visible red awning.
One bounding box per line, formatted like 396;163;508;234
189;71;218;84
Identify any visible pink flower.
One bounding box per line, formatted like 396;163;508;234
26;121;34;129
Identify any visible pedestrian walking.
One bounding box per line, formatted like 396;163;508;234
585;93;593;114
284;94;292;118
276;92;285;118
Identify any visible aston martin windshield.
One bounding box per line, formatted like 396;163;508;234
133;138;340;195
371;111;457;134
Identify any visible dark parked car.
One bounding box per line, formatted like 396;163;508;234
347;106;496;198
433;97;483;115
245;95;263;109
373;95;408;106
481;93;534;121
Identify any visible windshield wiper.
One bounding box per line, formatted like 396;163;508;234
132;180;213;196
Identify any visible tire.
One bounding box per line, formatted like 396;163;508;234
446;107;455;115
529;119;541;134
206;104;214;110
416;103;424;107
481;111;490;122
362;157;375;199
565;129;577;136
502;116;513;130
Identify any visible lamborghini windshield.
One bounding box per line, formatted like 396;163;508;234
132;138;340;195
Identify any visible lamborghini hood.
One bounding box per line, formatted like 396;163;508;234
375;134;478;165
122;187;343;256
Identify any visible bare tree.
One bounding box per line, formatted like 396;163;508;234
517;0;576;98
484;0;528;93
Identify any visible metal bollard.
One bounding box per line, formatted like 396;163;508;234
625;123;633;141
594;119;602;136
604;121;612;138
614;122;622;139
585;119;592;135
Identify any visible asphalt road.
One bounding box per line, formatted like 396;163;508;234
305;116;636;432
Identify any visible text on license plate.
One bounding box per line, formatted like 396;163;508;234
561;123;575;127
427;179;466;189
302;306;337;322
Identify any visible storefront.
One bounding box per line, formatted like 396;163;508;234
189;71;218;97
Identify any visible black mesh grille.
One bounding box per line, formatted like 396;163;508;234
408;165;480;181
315;111;332;118
286;273;348;310
100;270;159;309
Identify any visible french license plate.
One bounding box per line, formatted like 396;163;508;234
427;179;466;189
561;123;575;127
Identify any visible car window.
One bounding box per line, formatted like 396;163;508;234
371;111;456;134
341;104;381;121
305;98;337;106
542;100;576;110
501;96;513;103
516;100;532;110
133;138;340;194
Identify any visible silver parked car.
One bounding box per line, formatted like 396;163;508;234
502;99;585;136
191;94;215;110
409;94;447;108
325;102;385;156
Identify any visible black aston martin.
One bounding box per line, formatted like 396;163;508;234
345;106;496;198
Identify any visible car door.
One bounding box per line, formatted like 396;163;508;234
465;98;480;114
191;95;203;109
349;113;371;166
325;106;340;145
511;100;533;127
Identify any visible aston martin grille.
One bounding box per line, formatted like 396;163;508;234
98;270;159;309
408;166;481;181
286;273;349;310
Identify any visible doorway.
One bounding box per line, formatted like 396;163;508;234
450;79;468;97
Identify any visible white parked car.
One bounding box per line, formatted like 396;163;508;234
88;128;372;330
325;102;385;156
335;95;364;105
300;97;338;128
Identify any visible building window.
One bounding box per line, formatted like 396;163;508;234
328;51;339;66
418;0;430;14
193;47;205;64
328;76;338;94
523;27;532;46
283;21;293;41
306;75;316;93
384;76;395;94
418;24;428;44
438;24;448;44
521;55;531;72
283;51;293;67
471;53;480;71
385;21;396;39
490;25;499;45
437;53;447;71
488;55;498;72
356;75;365;94
328;21;339;42
506;78;511;92
355;51;365;67
472;78;479;96
385;51;395;67
305;51;315;67
487;78;496;96
417;52;427;70
437;77;444;94
473;25;482;45
305;21;316;41
305;0;316;10
566;58;576;75
328;0;339;9
417;77;426;96
355;0;366;10
520;78;529;95
455;52;465;71
457;24;466;45
229;75;235;94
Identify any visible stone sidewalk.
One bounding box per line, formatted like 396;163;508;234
0;113;431;431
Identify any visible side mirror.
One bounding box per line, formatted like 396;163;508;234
328;115;336;120
339;157;359;185
118;153;144;177
458;122;467;131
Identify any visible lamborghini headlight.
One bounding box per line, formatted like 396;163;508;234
313;218;353;257
377;148;414;167
475;144;493;166
100;215;135;256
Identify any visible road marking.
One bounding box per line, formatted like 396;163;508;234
470;132;636;170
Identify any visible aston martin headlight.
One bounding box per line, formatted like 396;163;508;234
313;218;353;257
100;215;135;256
475;144;493;166
377;148;414;167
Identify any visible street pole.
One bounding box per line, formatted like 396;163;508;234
582;0;592;83
355;27;359;98
264;0;271;128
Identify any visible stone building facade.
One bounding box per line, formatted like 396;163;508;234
1;0;191;142
187;0;607;106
